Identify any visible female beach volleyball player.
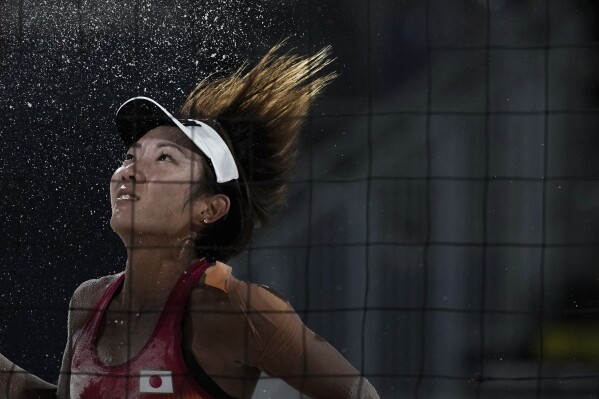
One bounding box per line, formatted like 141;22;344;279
0;45;379;398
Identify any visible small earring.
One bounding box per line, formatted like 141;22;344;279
202;219;208;224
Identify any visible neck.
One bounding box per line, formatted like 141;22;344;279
118;238;198;312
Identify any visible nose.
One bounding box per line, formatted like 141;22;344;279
120;163;146;184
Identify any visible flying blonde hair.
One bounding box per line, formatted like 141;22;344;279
180;43;336;260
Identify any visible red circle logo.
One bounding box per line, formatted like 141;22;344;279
149;375;163;389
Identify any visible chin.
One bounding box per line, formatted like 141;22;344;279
110;216;180;244
110;214;144;238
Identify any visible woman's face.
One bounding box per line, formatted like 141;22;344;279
109;125;205;244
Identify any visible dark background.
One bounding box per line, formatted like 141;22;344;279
1;0;599;398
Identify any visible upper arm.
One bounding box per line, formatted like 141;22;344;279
253;287;379;399
188;268;379;398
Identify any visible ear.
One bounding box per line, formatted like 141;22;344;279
192;194;230;226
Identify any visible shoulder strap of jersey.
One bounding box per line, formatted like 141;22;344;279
155;259;212;333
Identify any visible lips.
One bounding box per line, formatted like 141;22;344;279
116;185;140;201
117;193;139;201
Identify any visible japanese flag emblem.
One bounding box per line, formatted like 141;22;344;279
139;370;174;394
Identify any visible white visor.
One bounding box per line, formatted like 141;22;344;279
115;96;239;183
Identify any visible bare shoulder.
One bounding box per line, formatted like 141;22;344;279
70;274;119;308
186;262;295;368
68;274;121;331
189;261;290;313
237;280;291;313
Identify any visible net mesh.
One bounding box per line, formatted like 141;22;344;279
0;0;598;398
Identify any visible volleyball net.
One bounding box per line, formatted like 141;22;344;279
0;0;599;398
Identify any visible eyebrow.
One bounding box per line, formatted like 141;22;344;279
156;142;186;155
129;141;186;155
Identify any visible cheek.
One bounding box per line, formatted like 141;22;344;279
151;182;191;210
109;168;122;206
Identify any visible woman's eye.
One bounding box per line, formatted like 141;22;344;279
157;153;173;161
123;153;134;162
